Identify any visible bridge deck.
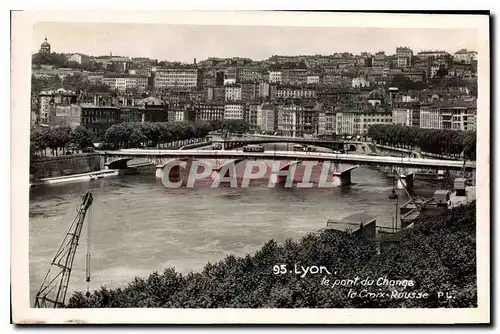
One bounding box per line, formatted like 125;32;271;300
101;149;476;171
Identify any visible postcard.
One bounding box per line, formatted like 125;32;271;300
11;10;490;324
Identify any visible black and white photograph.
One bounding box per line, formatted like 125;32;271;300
11;10;490;324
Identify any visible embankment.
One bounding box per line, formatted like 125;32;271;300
30;154;102;179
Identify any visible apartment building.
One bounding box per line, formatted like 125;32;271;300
102;74;149;92
269;71;282;84
245;103;260;129
154;68;202;89
306;75;321;84
453;49;478;64
275;86;317;99
38;88;78;126
439;105;477;131
60;104;121;140
224;103;245;120
87;73;104;85
352;76;370;88
68;53;90;65
257;104;276;133
317;110;336;135
225;85;242;101
396;47;413;58
258;81;270;98
335;111;392;135
416;50;449;60
397;57;410;68
195;102;225;121
241;83;258;101
418;103;477;131
277;105;302;137
281;69;309;85
391;106;412;126
239;67;263;82
419;105;441;129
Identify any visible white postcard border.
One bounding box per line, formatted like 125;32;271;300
11;10;490;324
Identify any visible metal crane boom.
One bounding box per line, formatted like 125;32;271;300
34;192;93;308
393;169;422;212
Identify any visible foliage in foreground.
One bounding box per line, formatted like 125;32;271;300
68;203;476;308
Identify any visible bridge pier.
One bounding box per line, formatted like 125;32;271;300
155;159;189;179
210;159;242;185
210;167;230;180
156;164;182;179
332;166;357;186
275;162;298;184
267;161;299;186
155;166;162;178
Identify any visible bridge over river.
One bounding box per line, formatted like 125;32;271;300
101;149;475;171
99;149;475;189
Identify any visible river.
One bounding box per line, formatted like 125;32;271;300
29;146;441;303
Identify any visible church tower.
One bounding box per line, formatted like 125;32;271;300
40;37;51;54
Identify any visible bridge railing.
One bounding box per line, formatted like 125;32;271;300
244;134;464;160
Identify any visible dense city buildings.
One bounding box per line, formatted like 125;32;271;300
31;37;478;137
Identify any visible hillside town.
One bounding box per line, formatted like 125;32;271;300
31;37;478;141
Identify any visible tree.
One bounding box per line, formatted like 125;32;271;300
105;123;129;149
390;74;417;92
30;126;49;156
63;72;88;92
43;125;72;155
85;83;112;94
435;65;448;78
31;75;63;94
368;124;476;159
32;52;70;68
71;126;95;149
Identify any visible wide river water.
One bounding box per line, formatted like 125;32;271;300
29;147;440;303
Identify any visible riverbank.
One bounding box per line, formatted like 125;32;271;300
30;169;119;187
30;153;102;179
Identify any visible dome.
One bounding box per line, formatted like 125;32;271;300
41;37;50;47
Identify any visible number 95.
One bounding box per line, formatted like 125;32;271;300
273;264;287;275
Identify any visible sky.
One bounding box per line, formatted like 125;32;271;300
32;22;478;63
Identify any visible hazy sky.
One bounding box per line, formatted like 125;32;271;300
32;22;478;62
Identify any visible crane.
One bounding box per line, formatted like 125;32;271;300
393;170;422;212
34;192;93;308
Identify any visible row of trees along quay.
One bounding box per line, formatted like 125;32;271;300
30;125;94;157
30;119;250;155
367;124;477;160
104;119;249;149
67;202;476;308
